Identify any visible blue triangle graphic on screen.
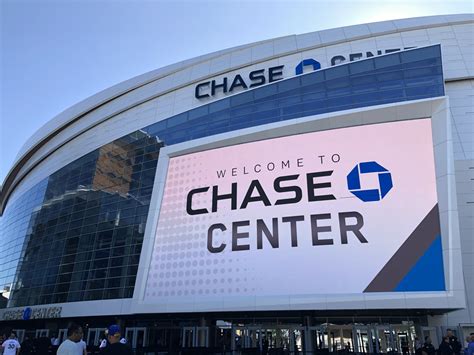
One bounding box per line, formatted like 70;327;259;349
394;235;446;291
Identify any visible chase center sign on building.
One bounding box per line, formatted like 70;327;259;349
0;14;473;352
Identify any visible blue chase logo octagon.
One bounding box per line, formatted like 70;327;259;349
22;307;32;320
347;161;393;202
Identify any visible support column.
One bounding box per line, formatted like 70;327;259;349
305;315;314;354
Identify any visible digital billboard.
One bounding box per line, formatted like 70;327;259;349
144;119;445;306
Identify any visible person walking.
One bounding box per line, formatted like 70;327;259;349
57;324;83;355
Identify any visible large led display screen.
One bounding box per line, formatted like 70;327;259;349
144;119;445;306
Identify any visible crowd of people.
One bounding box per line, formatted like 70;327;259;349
415;330;474;355
0;326;473;355
0;324;132;355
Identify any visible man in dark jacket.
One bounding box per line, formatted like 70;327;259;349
447;329;462;355
421;336;436;355
439;336;454;355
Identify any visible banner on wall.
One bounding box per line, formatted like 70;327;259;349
144;119;445;305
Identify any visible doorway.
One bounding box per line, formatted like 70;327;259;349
35;329;49;338
124;327;147;349
181;326;209;348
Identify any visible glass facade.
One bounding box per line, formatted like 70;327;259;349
1;133;163;306
0;45;444;307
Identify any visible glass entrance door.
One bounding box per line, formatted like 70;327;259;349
353;325;373;354
35;329;49;338
182;326;209;348
232;326;262;352
148;327;181;352
182;327;195;348
373;325;397;353
124;327;147;349
305;326;328;353
421;326;440;347
393;324;416;354
87;328;105;347
57;328;68;344
259;326;291;352
352;324;400;354
326;325;354;352
291;327;305;354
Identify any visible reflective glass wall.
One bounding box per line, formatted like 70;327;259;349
2;133;162;306
0;45;444;307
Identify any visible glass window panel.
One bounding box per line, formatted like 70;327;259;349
188;105;209;120
403;57;441;69
300;71;325;86
405;85;440;97
166;112;187;128
401;45;440;63
208;98;231;113
325;65;349;80
301;83;325;94
144;119;166;135
349;59;375;74
277;77;301;92
253;84;278;100
230;91;254;106
375;53;401;68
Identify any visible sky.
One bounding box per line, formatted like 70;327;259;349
1;0;473;186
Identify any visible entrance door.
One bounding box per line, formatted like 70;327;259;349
291;327;305;354
232;326;262;352
35;329;49;338
124;327;147;349
393;324;416;354
57;328;68;344
87;328;104;346
327;325;354;352
182;327;195;348
196;326;208;347
353;325;373;354
421;326;440;347
306;326;328;353
215;324;232;353
243;327;261;349
373;325;397;353
182;326;209;348
12;329;25;343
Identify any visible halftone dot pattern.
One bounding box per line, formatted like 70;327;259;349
146;153;251;301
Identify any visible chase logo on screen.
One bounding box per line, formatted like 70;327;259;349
347;161;393;202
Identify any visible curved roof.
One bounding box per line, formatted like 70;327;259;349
1;13;473;213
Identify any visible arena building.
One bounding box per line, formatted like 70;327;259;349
0;14;473;354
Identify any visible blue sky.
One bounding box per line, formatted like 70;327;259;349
1;0;473;185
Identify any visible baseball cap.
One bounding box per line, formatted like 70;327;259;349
107;325;121;337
